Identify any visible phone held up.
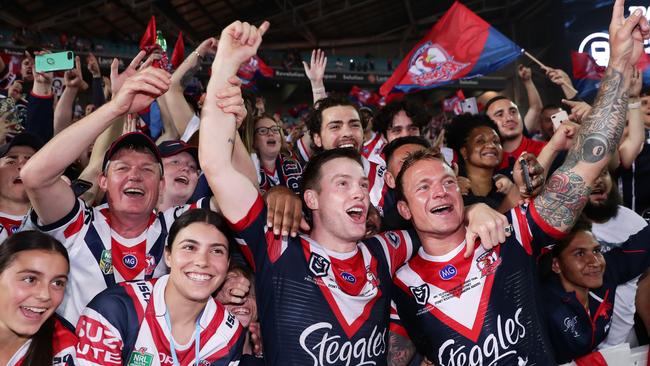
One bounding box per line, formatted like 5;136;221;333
35;51;75;73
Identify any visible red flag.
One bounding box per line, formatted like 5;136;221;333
380;1;521;96
237;56;274;89
570;51;605;80
139;16;157;50
442;90;466;115
349;86;381;107
170;32;185;69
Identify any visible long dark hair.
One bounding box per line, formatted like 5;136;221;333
0;231;69;366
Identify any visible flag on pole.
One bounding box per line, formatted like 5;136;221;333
139;16;157;50
170;31;185;70
380;1;522;96
570;51;606;99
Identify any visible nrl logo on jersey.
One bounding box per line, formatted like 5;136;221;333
407;41;470;86
309;252;330;277
409;284;430;306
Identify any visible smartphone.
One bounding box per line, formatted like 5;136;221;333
35;51;74;73
461;97;479;115
551;110;569;131
520;159;533;194
71;179;93;197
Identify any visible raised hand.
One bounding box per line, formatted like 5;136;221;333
110;67;170;115
214;21;270;68
303;49;327;84
512;152;546;198
64;56;83;89
609;0;650;70
215;76;247;128
628;66;643;96
546;67;572;87
562;99;592;123
110;50;150;96
517;64;532;81
196;37;218;57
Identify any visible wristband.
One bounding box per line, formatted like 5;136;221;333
629;101;641;109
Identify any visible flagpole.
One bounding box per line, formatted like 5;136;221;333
523;50;578;94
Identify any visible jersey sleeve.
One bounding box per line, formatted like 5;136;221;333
24;198;88;253
509;202;566;256
603;224;650;284
75;285;141;366
228;194;289;272
52;316;78;366
365;229;419;276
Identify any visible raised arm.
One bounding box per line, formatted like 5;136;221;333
303;49;328;104
534;0;649;233
21;66;170;224
53;56;82;135
160;38;218;136
519;65;543;134
546;67;578;100
200;21;269;223
619;67;645;168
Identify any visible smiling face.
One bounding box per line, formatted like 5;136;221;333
313;105;364;151
0;250;68;338
305;157;370;244
386;110;421;142
99;148;163;219
162;152;199;206
397;158;465;241
164;222;230;303
461;126;502;169
552;230;605;292
486;99;523;141
0;145;36;205
253;117;282;160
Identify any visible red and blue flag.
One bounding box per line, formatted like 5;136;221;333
238;55;274;90
570;51;605;99
380;1;522;96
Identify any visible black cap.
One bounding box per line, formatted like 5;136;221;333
102;132;162;173
0;133;43;158
157;140;199;166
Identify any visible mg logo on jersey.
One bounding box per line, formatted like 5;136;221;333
122;254;138;269
439;264;457;280
410;284;430;306
341;272;356;283
308;253;330;277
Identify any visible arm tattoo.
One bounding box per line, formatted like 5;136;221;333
534;166;590;228
180;62;201;88
387;331;416;366
535;67;628;231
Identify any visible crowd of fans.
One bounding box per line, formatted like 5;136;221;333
0;1;648;365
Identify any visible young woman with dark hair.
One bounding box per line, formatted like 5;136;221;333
76;208;245;365
539;218;650;363
0;230;76;366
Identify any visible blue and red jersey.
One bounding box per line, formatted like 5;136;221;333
392;203;562;365
230;194;417;365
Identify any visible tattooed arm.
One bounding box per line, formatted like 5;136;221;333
388;331;416;366
159;37;218;137
533;0;649;233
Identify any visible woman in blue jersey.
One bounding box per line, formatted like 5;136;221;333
540;218;650;363
0;230;76;366
76;209;245;366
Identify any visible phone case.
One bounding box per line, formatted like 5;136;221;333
35;51;74;73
